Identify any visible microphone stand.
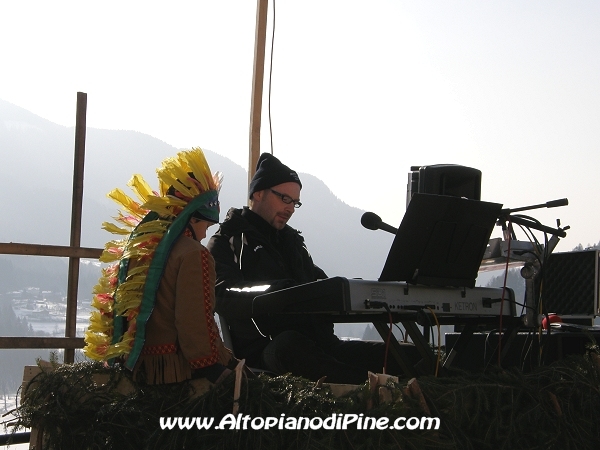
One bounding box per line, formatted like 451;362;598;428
498;198;569;238
503;215;567;239
496;198;569;329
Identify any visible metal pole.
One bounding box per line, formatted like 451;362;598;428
64;92;87;363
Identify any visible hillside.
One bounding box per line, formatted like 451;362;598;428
0;98;395;280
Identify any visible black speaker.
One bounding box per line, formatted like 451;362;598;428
445;331;600;372
406;164;482;207
542;250;600;317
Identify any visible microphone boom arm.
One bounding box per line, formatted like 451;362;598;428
502;214;567;238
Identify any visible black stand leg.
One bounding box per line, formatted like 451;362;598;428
373;320;439;377
443;323;476;369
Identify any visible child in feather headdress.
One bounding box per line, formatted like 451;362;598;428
84;148;234;384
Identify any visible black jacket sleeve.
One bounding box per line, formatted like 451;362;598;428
207;231;295;321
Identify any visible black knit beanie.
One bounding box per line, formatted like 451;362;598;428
248;153;302;198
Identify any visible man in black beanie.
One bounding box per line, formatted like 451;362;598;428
208;153;418;384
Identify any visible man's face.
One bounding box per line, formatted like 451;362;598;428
250;182;301;230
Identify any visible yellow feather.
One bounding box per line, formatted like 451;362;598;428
107;188;147;217
158;162;195;198
102;222;130;235
127;174;153;204
185;148;213;191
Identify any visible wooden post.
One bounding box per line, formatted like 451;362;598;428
64;92;87;363
248;0;269;191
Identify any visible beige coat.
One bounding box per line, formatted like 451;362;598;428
133;235;232;384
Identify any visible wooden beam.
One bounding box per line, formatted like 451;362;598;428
248;0;269;191
65;92;88;364
0;337;85;349
0;242;102;259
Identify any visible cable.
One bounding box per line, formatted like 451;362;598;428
267;0;276;154
515;250;543;267
392;323;406;342
382;306;393;375
498;220;512;367
515;223;537;248
519;329;536;372
483;329;500;370
426;307;442;377
512;214;545;254
510;298;539;313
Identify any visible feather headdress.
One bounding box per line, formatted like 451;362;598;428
83;147;221;369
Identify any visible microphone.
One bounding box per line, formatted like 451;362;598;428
500;198;569;216
361;212;398;235
545;198;569;208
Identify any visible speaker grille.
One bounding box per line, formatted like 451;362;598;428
542;250;599;316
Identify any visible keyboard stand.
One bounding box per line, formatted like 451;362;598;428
373;320;440;378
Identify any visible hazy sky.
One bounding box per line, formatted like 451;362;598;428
1;0;599;251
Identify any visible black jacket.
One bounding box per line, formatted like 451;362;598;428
207;207;333;365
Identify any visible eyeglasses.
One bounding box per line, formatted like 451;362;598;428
269;189;302;208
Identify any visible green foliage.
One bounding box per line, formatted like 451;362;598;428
572;241;600;252
9;350;600;450
0;302;51;396
0;301;32;336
